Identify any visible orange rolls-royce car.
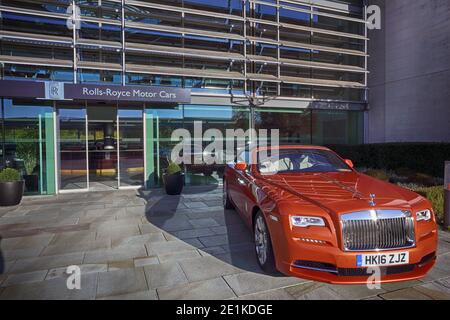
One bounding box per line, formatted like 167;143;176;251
223;145;438;284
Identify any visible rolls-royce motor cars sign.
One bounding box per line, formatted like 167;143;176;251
64;84;191;103
0;80;191;104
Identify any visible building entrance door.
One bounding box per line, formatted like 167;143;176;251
57;102;144;193
87;105;118;191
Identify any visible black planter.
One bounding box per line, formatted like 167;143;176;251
0;181;24;207
24;175;39;192
163;173;184;195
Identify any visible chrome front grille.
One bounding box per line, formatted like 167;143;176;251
341;210;416;252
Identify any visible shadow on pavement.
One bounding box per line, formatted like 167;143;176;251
138;185;275;276
0;236;4;275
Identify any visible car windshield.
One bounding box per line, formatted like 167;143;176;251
257;149;352;174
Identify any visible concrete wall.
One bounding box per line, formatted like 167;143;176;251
367;0;450;143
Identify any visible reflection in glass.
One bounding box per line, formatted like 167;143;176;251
255;108;312;145
312;110;364;145
87;106;118;190
3;99;54;195
118;108;144;187
182;105;250;185
59;107;88;190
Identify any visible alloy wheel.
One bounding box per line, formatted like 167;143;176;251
255;215;268;265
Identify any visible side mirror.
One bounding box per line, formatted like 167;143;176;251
345;159;354;169
235;162;248;172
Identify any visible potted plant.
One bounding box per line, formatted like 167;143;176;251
163;162;184;195
16;142;38;192
0;168;24;206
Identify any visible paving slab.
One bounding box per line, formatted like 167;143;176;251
285;282;343;300
380;287;433;300
327;284;386;300
46;264;108;280
145;240;195;256
179;255;242;282
10;252;85;274
0;272;98;300
413;281;450;300
237;288;295;300
223;272;305;296
41;238;110;256
134;257;159;268
144;262;189;289
112;233;166;248
157;277;236;300
1;270;48;287
96;268;148;298
99;289;158;300
157;250;201;263
83;245;147;264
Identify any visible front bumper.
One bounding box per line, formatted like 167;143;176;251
275;229;438;285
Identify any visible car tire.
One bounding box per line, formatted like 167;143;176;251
254;212;277;274
223;180;233;209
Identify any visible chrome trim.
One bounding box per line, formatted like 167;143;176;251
292;263;338;274
340;210;416;252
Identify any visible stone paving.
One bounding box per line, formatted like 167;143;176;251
0;186;450;300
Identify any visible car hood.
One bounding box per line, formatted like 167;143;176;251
260;171;419;215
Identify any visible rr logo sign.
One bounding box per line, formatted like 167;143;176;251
45;82;65;100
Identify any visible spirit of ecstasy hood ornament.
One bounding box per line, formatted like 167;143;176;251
369;194;376;207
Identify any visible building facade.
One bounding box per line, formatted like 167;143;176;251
0;0;367;195
367;0;450;143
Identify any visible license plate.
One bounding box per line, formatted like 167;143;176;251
356;252;409;267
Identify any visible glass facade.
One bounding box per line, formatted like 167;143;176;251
0;0;367;194
0;99;55;195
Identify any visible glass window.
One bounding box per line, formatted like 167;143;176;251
182;105;250;185
78;48;122;64
254;108;312;145
1;41;73;61
1;0;70;13
279;7;310;26
79;22;122;42
126;74;182;87
3;64;74;82
184;0;243;16
258;149;352;174
185;14;243;36
313;14;364;36
77;0;122;20
0;12;72;37
313;87;365;102
78;69;122;84
58;104;88;191
184;78;244;95
125;6;181;28
126;29;182;47
2;99;55;195
312;110;364;145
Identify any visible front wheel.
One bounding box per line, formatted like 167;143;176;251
254;212;277;274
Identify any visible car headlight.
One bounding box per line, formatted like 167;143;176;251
291;216;325;228
416;209;432;222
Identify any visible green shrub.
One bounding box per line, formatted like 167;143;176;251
413;186;444;222
0;168;22;183
365;169;390;181
165;162;182;175
328;143;450;178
